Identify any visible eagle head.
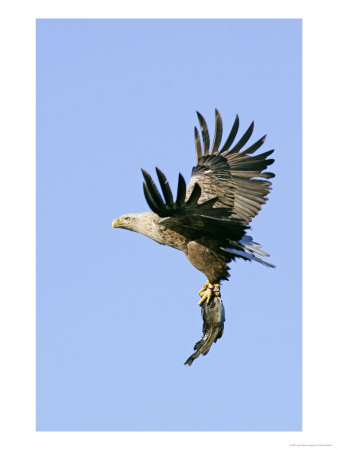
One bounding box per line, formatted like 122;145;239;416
112;212;159;237
112;213;138;231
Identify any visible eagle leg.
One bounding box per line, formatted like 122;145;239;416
198;281;220;306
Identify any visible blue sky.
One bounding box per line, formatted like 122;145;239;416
36;19;302;431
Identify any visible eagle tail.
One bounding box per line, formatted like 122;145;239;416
221;235;275;268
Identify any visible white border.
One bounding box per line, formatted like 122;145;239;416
0;1;337;449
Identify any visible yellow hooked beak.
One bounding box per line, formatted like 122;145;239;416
112;218;121;228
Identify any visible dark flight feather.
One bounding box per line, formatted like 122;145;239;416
185;183;201;206
197;111;210;156
224;121;254;156
155;167;174;206
176;173;187;207
219;114;239;153
194;127;202;161
210;109;223;154
243;135;267;155
141;169;165;210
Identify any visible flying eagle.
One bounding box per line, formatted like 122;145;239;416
112;109;275;363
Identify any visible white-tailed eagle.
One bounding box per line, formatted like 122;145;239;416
112;109;275;364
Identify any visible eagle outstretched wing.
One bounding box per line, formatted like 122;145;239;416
188;109;274;224
141;109;274;242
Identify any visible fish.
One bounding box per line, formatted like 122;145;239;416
184;296;226;366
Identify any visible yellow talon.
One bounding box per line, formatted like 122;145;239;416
198;282;221;306
198;288;213;306
198;280;210;296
